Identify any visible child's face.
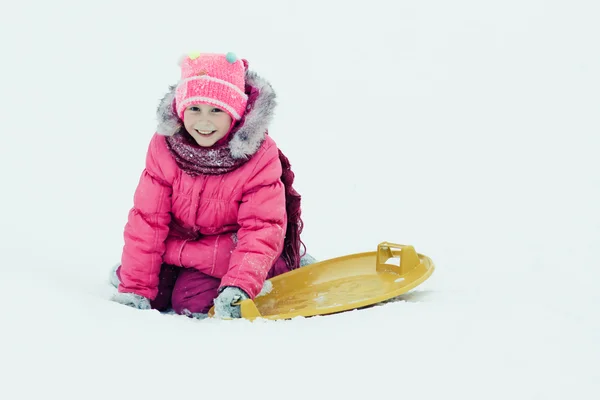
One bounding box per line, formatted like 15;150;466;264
183;104;233;147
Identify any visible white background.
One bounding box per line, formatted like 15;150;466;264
1;1;598;399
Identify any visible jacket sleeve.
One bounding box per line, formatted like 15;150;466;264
220;142;286;298
118;135;173;300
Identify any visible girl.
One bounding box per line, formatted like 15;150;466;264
110;51;315;319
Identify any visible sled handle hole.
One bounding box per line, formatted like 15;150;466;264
376;242;420;274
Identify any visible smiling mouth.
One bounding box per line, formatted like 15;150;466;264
195;129;216;136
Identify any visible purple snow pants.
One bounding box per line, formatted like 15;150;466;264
116;258;291;314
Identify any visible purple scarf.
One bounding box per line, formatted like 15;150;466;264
165;129;247;176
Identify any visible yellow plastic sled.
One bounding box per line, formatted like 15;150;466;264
208;242;435;320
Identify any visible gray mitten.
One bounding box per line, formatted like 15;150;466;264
111;292;151;310
213;286;249;319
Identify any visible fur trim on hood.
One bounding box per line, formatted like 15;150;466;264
155;70;276;160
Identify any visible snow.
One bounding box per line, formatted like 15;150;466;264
1;0;599;399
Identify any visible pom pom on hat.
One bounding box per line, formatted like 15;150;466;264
225;52;237;63
188;51;202;60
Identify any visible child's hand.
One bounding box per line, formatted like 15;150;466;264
111;292;152;310
214;287;249;319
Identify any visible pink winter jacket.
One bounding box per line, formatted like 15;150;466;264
118;71;287;300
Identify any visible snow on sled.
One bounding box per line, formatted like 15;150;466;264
208;242;435;320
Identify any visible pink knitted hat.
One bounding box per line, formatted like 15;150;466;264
175;52;248;121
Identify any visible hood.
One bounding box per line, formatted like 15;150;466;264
155;69;277;159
